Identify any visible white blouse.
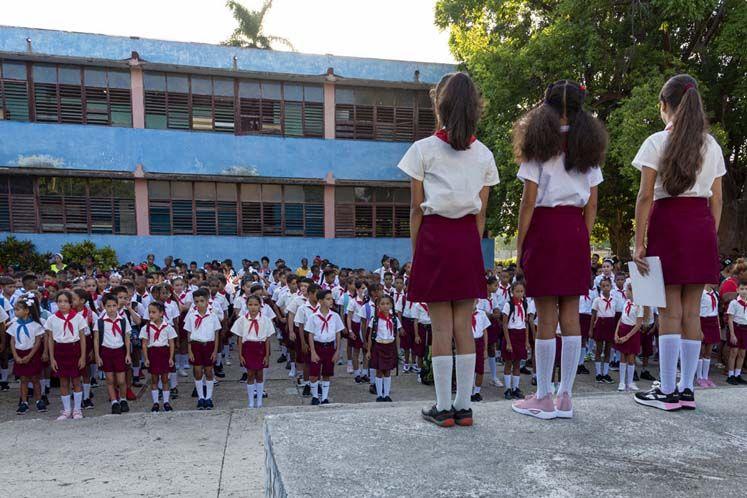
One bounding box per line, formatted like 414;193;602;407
517;150;603;208
231;313;275;342
6;319;45;351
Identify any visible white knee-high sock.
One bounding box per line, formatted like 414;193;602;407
534;339;555;398
626;364;635;385
321;381;330;401
558;336;581;396
383;377;391;397
205;379;214;400
82;383;91;400
488;356;497;380
255;382;264;407
73;392;83;410
169;372;177;388
432;355;453;412
453;354;476;411
696;359;704;379
702;358;711;380
512;375;520;389
61;395;71;412
195;379;205;399
658;334;681;394
578;346;586;366
375;377;383;397
620;363;628;383
246;383;255;407
504;374;512;388
677;339;701;392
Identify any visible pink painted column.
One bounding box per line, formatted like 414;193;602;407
323;68;336;139
134;164;150;235
323;171;335;238
129;53;145;129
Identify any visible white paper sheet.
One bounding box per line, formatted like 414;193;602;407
627;257;667;308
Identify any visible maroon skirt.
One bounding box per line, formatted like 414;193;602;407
647;197;719;285
53;341;83;378
594;316;616;342
474;336;485;374
85;335;95;366
641;325;657;357
580;313;592;339
294;326;309;363
487;319;500;345
100;346;127;373
190;340;216;367
310;341;336;378
13;348;43;377
735;324;747;349
349;321;365;350
147;345;171;375
521;206;590;298
501;329;527;361
408;214;486;302
412;323;430;358
616;323;641;355
400;317;415;350
700;316;720;345
241;340;266;371
373;341;397;371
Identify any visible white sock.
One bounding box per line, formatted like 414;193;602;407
595;362;602;376
677;339;701;392
702;358;711;380
473;385;481;394
578;346;586;366
61;395;71;412
512;375;520;389
0;368;8;382
151;390;159;404
289;363;296;377
347;360;352;368
558;336;581;396
91;365;98;379
206;380;214;400
534;339;555;399
603;362;610;375
256;382;264;407
383;377;391;397
696;359;704;379
488;357;497;379
626;364;635;385
736;369;742;377
354;369;361;377
169;372;177;389
375;377;383;397
728;369;734;377
658;334;681;394
432;355;453;412
82;383;91;400
369;369;375;384
453;354;476;411
158;379;163;390
195;379;205;399
620;363;628;383
162;389;170;403
73;391;82;411
504;374;512;388
321;381;330;401
247;383;255;407
310;381;319;399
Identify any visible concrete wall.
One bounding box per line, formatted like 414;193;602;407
0;121;411;181
1;232;496;271
0;25;454;85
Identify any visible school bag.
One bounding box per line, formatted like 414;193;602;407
97;316;128;348
508;297;529;325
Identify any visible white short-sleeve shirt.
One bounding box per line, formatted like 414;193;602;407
98;315;132;349
231;313;275;342
476;298;495;317
183;309;222;343
579;288;598;314
367;312;399;343
139;322;177;348
304;310;345;343
592;296;616;318
397;135;500;219
6;319;45;351
0;306;8;325
632;130;726;200
413;303;431;325
726;298;747;326
471;309;491;339
294;302;320;327
502;301;530;330
700;290;719;318
47;312;89;344
620;300;645;326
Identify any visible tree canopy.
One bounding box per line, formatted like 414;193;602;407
435;0;746;259
223;0;294;50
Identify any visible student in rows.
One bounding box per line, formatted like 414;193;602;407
412;300;432;383
478;276;502;388
470;303;491;402
357;284;380;394
591;278;616;384
697;284;720;388
577;276;598;374
141;301;178;413
7;294;46;414
400;292;418;374
725;280;747;385
347;281;369;384
93;294;132;414
305;290;344;405
293;283;321;396
72;288;96;409
614;283;644;392
184;288;222;410
366;294;401;402
502;282;531;400
233;295;275;409
287;279;312;393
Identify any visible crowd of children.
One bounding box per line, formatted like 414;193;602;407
0;252;744;420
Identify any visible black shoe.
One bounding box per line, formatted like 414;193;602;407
90;377;99;388
16;402;29;415
376;396;384;402
504;389;513;400
192;387;198;398
41;394;50;405
470;393;482;402
726;376;738;385
28;387;34;397
151;403;160;413
197;398;205;410
634;387;681;411
452;406;473;427
354;375;362;384
311;397;320;405
421;405;455;427
384;396;392;402
163;402;173;412
633;370;640;382
111;402;122;415
603;375;615;384
577;365;590;375
596;374;604;383
276;354;287;363
285;362;291;370
679;388;696;410
531;377;537;386
206;398;214;410
302;384;311;397
263;391;268;399
0;381;9;391
240;373;247;383
610;360;620;369
512;388;525;399
82;398;95;410
361;375;370;383
519;366;531;375
369;384;377;394
735;376;747;385
215;369;226;379
120;400;130;413
170;388;179;399
36;399;47;412
640;370;656;381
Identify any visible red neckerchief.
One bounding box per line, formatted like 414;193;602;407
55;310;77;336
584;290;591;301
90;291;99;302
377;311;393;333
499;285;510;298
603;297;613;311
248;314;260;336
194;310;210;329
486;298;493;311
625;301;633;316
105;317;122;337
178;292;188;304
308;304;320;314
394;291;402;304
434;129;477;145
737;297;747;312
149;322;167;342
512;299;524;321
420;303;429;314
707;291;717;311
316;312;332;333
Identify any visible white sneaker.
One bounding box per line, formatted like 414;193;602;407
617;382;626;392
402;364;410;373
225;358;232;366
288;370;296;378
346;365;354;374
72;409;84;420
178;369;188;378
490;377;504;387
56;410;72;421
411;365;422;373
628;383;640;391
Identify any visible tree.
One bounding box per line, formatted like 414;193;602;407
436;0;746;259
223;0;295;50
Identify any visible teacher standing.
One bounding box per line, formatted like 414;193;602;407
398;72;499;428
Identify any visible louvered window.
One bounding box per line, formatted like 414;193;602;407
0;61;30;121
335;186;410;238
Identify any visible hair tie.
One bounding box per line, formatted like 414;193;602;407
683;83;696;91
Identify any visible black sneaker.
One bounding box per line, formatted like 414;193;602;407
276;354;287;363
151;403;160;413
36;399;47;412
520;366;531;375
735;376;747;385
577;365;590;375
679;388;696;410
191;387;198;398
111;402;122;415
321;399;330;405
504;389;513;400
311;397;320;405
603;375;615;384
470;393;482;402
206;399;214;410
16;402;29;415
285;362;291;370
163;402;173;412
41;394;50;405
640;370;656;381
634;387;681;411
369;384;377;394
361;375;370;383
0;381;9;391
596;374;604;383
240;373;247;383
214;369;226;379
197;398;205;410
376;396;385;402
170;388;179;399
302;384;311;397
633;370;640;382
354;375;362;384
263;391;268;399
28;387;34;397
83;398;95;410
610;360;620;370
90;377;99;388
512;388;525;399
421;405;455;427
531;377;537;386
452;407;473;427
120;400;130;413
384;396;392;402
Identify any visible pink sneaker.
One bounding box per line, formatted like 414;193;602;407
554;392;573;418
56;410;72;421
696;378;709;389
512;393;557;420
705;379;717;388
72;409;84;420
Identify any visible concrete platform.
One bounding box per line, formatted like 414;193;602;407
264;388;747;498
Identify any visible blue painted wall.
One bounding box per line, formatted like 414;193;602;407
0;121;412;181
1;232;495;271
0;26;454;85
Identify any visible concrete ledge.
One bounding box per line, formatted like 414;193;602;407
264;389;747;498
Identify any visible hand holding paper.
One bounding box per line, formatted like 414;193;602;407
627;257;667;308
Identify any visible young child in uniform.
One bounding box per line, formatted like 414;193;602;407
578;277;598;374
697;284;720;388
613;283;644;392
502;282;531;400
591;278;616;384
400;292;418;374
305;290;344;405
7;294;46;414
47;290;89;420
470;304;491;402
725;281;747;385
293;283;321;396
639;307;658;382
366;294;401;402
478;276;502;388
93;294;132;414
72;288;96;409
141;301;177;412
347;282;369;383
287;280;313;394
412;301;432;383
184;288;222;410
357;284;380;394
233;295;275;408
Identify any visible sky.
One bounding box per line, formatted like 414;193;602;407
1;0;456;63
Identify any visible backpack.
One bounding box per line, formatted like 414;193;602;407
370;312;400;343
97;317;128;348
508;297;529;324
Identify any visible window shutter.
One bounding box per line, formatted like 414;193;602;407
375;206;394;237
395;107;415;142
284;203;304;236
0;176;10;231
167;91;190;130
8;177;37;232
170;199;193;234
191;92;213;131
284;101;303;137
62;178;88;232
334;203;354;238
262;202;282;235
1;79;30;121
354;106;374;140
214;96;234;133
109;87;132;127
303;102;324;137
241;202;262;235
354;204;373;237
415;107;435;140
113;180;136;234
84;86;109;125
217;201;238;235
145;90;167;129
261;100;282;135
34;82;58;123
304;203;324;237
59;83;83;124
375;107;395;141
394;205;410;237
335;104;355;139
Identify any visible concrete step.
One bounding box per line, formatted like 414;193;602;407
264;388;747;498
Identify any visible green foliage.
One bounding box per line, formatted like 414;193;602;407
0;236;52;273
60;240;118;270
436;0;747;256
222;0;294;50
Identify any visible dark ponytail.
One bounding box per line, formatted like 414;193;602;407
513;80;607;173
433;72;482;151
659;74;707;197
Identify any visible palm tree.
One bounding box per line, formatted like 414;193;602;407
222;0;295;50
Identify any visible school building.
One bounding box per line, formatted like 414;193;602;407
0;25;495;268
